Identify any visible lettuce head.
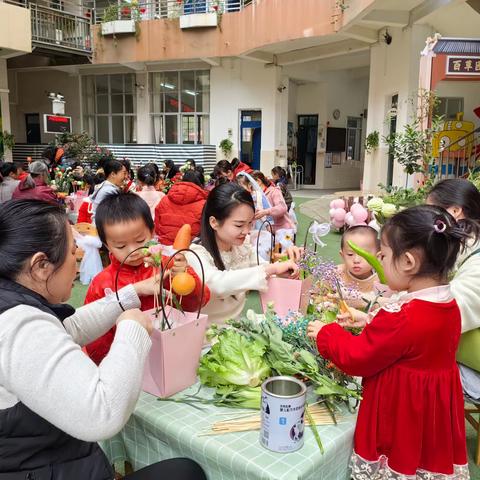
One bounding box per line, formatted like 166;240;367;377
198;329;271;388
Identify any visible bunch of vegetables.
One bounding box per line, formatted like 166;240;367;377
140;224;198;329
197;314;361;413
143;225;196;298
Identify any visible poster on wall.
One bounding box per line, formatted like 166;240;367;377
325;152;332;168
332;152;342;165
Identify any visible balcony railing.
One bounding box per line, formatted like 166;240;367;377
5;0;92;54
94;0;253;23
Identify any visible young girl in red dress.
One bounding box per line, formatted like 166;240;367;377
308;205;470;479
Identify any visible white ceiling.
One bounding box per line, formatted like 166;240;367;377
259;34;350;55
283;53;370;83
417;1;480;37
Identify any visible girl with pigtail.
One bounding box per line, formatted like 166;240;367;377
308;205;470;479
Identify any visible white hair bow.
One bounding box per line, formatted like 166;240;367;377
308;221;330;248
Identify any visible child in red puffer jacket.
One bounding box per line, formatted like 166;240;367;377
154;170;207;245
84;192;209;365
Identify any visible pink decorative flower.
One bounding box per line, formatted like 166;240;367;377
148;244;163;255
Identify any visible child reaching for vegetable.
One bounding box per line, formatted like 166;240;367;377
186;182;301;327
307;205;469;479
84;192;209;365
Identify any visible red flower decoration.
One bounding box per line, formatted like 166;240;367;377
121;6;131;15
140;7;146;13
213;4;218;10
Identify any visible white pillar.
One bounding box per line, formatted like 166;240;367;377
362;24;433;191
273;72;289;168
135;71;151;144
0;59;12;161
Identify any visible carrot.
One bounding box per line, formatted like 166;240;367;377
173;224;192;250
338;300;351;316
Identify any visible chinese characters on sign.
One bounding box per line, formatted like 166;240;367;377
446;56;480;76
43;115;72;134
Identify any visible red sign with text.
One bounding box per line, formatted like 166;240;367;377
43;114;72;133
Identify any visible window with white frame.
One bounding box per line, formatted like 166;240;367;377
150;70;210;144
82;74;136;144
346;117;362;161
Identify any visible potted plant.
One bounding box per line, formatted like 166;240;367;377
383;90;442;188
364;131;379;154
55;132;114;165
219;138;233;158
178;0;220;29
101;1;142;37
0;131;15;158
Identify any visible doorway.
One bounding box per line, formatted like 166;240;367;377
25;113;41;144
297;115;318;185
240;110;261;170
386;94;398;187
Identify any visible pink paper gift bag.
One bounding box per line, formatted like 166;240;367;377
142;306;208;398
260;276;312;317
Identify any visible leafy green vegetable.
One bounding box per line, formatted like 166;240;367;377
228;316;361;404
305;405;324;454
157;385;261;410
214;385;261;409
198;329;271;388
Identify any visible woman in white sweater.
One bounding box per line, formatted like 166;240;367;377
0;200;206;479
427;178;480;398
187;182;299;327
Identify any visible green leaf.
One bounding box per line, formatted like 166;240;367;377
198;329;271;388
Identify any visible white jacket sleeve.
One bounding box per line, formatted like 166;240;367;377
63;284;141;346
0;305;151;442
187;246;268;298
451;252;480;333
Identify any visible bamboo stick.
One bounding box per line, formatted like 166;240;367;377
198;404;342;436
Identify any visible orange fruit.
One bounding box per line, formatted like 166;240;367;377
171;272;196;296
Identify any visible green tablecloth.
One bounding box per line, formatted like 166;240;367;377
100;385;357;480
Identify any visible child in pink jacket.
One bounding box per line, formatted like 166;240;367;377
251;171;294;232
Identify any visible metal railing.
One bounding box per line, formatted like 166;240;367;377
435;127;480;179
31;3;92;52
94;0;253;23
5;0;92;54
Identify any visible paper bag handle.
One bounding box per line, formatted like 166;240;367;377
159;248;206;323
114;245;161;312
256;219;275;265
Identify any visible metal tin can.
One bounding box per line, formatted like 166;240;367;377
260;376;307;453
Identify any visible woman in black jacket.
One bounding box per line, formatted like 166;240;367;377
0;199;206;480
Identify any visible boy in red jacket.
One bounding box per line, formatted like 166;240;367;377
84;192;209;364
